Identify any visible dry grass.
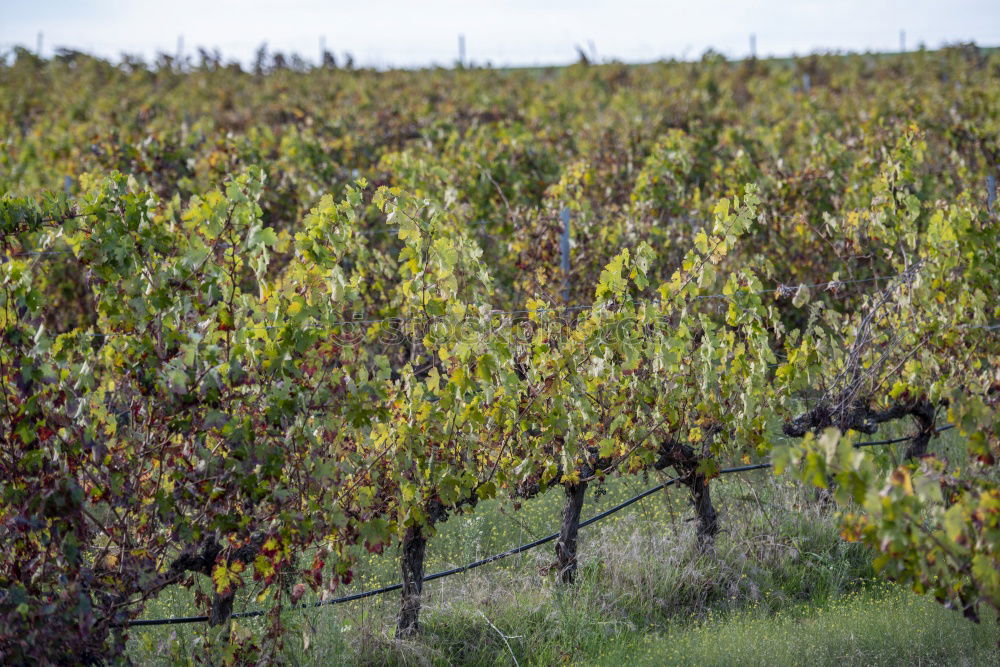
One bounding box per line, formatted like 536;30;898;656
129;465;997;665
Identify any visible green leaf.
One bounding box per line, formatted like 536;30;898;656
694;231;710;255
252;227;278;247
599;438;615;458
792;285;811;308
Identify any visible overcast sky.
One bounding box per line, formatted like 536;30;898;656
2;1;999;68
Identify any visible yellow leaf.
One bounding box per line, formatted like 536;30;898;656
212;563;234;594
254;554;275;579
890;467;914;495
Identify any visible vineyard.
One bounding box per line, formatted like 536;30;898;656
1;44;999;663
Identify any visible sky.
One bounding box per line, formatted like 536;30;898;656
2;1;999;69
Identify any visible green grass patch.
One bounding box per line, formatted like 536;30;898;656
598;585;999;666
128;432;996;664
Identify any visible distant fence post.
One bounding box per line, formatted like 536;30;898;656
988;171;997;215
64;175;72;196
560;207;571;304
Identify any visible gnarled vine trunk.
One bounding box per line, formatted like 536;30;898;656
903;399;936;460
397;525;427;637
656;440;719;548
556;480;588;583
683;470;719;545
169;535;263;628
209;591;235;627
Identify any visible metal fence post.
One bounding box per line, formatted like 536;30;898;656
988;171;997;215
560;207;571;303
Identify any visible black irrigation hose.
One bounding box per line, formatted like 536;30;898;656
123;476;687;628
854;423;955;448
124;425;955;628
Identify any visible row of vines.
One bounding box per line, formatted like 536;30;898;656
1;45;998;662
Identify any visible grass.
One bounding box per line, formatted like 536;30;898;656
598;584;999;666
128;432;999;664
